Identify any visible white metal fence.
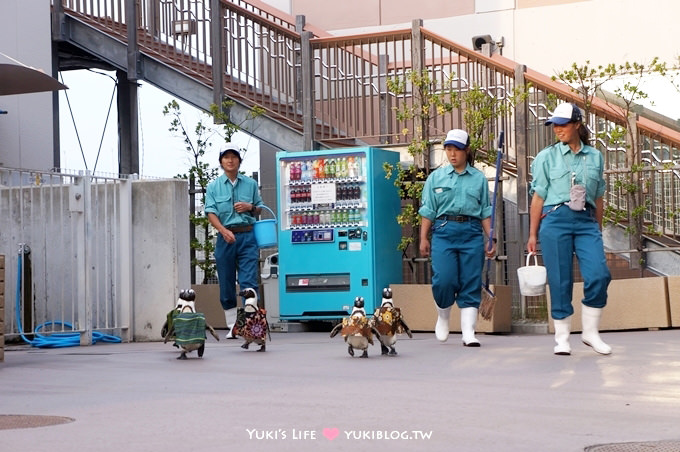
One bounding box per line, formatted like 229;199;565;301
0;167;133;345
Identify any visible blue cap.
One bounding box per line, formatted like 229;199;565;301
545;103;582;126
443;129;469;150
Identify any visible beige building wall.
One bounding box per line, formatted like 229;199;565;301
291;0;474;29
273;0;678;85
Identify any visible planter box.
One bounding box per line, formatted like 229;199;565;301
191;284;247;329
391;284;512;333
547;277;669;332
667;276;680;327
192;284;227;329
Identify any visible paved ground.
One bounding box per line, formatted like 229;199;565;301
2;329;680;452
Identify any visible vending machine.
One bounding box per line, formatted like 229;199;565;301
276;147;402;320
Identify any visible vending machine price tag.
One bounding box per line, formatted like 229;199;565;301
311;183;336;204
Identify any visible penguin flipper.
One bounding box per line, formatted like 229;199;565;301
206;324;220;342
163;325;175;344
330;322;343;338
371;327;381;341
399;319;413;338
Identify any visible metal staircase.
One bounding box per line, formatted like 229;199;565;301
52;0;680;275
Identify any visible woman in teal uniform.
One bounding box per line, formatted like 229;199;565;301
419;129;497;346
527;103;612;356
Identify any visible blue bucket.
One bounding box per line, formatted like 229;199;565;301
254;205;278;248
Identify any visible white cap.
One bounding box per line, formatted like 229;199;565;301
218;142;242;162
545;103;582;126
443;129;469;149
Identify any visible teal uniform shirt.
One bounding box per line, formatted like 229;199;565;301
530;141;606;207
205;173;263;227
419;162;493;221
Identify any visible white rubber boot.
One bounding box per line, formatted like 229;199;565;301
553;317;572;355
435;306;452;342
460;307;480;347
224;308;238;339
581;305;612;355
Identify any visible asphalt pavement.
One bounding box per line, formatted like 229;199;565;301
2;329;680;452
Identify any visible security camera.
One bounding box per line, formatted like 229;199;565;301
471;35;493;51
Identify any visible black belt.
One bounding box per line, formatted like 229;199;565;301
227;225;253;233
437;214;477;222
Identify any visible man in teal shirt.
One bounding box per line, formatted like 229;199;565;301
419;129;496;346
205;144;263;338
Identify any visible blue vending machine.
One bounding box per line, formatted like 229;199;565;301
276;147;402;319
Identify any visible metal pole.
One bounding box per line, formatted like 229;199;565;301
379;54;390;144
118;177;134;342
300;30;315;150
410;19;425;169
295;15;306;118
210;0;225;116
76;172;93;346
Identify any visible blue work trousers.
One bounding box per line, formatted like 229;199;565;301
214;230;259;310
539;205;611;320
430;218;484;309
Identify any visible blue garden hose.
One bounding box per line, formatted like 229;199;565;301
15;248;121;348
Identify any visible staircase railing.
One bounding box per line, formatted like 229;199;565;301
57;0;680;240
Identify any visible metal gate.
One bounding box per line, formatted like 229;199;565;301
0;168;133;345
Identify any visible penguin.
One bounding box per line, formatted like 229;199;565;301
161;289;196;338
330;297;381;358
232;288;270;352
163;289;220;359
370;287;412;356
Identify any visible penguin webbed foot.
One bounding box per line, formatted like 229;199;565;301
388;347;398;356
177;352;188;360
360;349;368;358
380;344;389;355
241;342;250;350
257;343;266;352
347;345;354;357
198;344;205;358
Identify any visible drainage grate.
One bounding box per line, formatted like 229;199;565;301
585;441;680;451
0;415;75;430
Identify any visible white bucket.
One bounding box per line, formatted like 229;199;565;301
517;253;547;296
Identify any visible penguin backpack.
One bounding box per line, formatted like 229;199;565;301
370;287;412;356
232;288;271;352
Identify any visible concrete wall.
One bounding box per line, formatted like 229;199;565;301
131;179;191;341
0;0;56;170
0;254;4;361
0;176;190;343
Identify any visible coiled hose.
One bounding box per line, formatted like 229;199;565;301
15;248;121;348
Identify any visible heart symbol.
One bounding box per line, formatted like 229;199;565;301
322;427;340;441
